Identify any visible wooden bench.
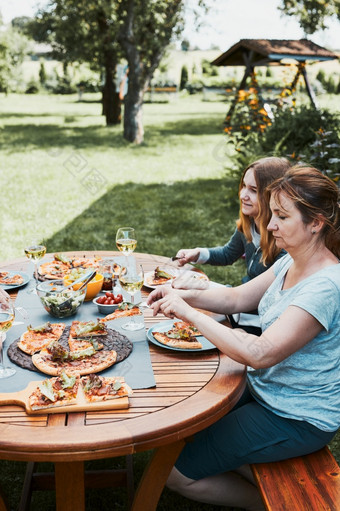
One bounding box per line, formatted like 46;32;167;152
145;86;178;102
251;446;340;510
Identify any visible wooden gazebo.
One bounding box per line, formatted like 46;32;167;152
211;39;338;124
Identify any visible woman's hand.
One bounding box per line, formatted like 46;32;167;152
174;248;200;266
172;271;209;290
149;290;197;323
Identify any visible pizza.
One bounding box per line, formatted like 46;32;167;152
28;371;79;411
146;267;176;286
68;320;106;352
173;321;202;337
152;322;203;350
18;322;66;355
31;341;117;376
38;261;71;280
102;303;142;322
28;372;132;411
0;272;24;286
38;254;102;281
81;374;132;403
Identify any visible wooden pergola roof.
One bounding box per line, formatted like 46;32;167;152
211;39;338;67
211;39;338;122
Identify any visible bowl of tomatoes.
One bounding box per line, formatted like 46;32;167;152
93;291;123;314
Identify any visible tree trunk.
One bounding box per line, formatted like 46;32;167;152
102;54;121;125
123;84;145;143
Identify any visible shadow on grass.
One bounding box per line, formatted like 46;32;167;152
45;177;242;286
1;113;225;152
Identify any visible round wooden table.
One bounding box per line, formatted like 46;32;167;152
0;251;246;511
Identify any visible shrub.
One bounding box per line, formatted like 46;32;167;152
225;105;340;184
25;79;40;94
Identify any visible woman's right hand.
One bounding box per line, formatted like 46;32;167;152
175;248;200;266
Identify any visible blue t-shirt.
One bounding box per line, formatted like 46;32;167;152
247;254;340;432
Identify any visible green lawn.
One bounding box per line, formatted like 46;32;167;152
0;91;339;510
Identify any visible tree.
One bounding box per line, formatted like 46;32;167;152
180;65;188;90
39;61;47;85
29;0;122;125
118;0;188;143
279;0;340;34
0;22;31;93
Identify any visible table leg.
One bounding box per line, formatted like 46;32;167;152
55;461;85;511
131;439;186;511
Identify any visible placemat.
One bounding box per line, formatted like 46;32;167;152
1;272;156;393
8;326;133;371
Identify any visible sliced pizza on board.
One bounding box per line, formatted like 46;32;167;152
28;371;79;411
81;374;132;403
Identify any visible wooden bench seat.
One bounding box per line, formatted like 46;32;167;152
251;446;340;511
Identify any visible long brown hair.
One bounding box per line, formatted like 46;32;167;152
236;157;291;265
268;165;340;258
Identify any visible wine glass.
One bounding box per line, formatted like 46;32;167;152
24;239;47;281
0;289;16;378
115;227;137;256
118;264;144;331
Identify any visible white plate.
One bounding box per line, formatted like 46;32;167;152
0;271;30;291
143;268;179;290
147;320;216;352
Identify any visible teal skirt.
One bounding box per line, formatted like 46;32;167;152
175;387;336;480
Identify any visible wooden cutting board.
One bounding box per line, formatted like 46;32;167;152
0;381;129;415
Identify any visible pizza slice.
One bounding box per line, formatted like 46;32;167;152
68;320;106;352
102;302;142;322
28;371;79;411
152;327;203;350
0;272;24;285
18;322;66;355
173;321;202;337
81;374;132;403
146;267;176;286
70;256;102;268
38;261;70;280
54;253;72;267
32;341;117;376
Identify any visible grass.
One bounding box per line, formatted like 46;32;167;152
0;91;339;510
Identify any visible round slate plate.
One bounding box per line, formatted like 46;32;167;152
8;326;133;372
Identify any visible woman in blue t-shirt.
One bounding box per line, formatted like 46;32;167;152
147;166;340;511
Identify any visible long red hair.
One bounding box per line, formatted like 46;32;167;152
236;157;291;265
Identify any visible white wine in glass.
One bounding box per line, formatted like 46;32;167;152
0;293;16;378
115;227;137;256
24;241;47;280
118;264;144;331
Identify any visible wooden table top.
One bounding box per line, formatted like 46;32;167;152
0;251;246;462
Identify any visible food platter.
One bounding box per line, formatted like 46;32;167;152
0;271;30;291
147;320;216;352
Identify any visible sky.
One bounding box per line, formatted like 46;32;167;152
0;0;339;51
